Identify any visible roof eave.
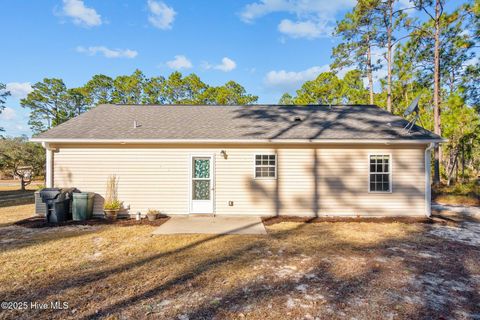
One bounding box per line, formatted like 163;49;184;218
30;138;447;144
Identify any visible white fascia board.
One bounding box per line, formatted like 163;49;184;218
30;138;446;144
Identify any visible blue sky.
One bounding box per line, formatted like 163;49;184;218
0;0;358;137
5;0;470;138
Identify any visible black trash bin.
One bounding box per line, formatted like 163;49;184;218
40;188;78;223
61;188;79;220
72;192;95;221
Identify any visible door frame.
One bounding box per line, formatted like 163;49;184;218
188;153;215;214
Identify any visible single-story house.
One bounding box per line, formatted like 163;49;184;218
31;104;443;217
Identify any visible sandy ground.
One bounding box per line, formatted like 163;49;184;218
0;204;479;320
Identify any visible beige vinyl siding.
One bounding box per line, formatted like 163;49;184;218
52;143;426;217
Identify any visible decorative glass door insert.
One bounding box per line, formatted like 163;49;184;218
190;156;214;213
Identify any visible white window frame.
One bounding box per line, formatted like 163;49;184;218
368;153;393;193
253;153;277;180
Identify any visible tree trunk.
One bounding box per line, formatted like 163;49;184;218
433;0;442;185
367;43;374;105
386;0;393;113
447;148;459;187
455;156;459;184
20;177;26;191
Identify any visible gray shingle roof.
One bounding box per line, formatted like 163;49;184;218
32;104;442;141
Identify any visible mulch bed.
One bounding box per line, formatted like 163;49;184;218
14;214;457;229
14;216;170;228
261;215;439;226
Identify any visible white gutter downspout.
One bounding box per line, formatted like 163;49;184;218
425;143;434;217
42;142;54;188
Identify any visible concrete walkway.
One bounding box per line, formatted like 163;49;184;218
152;216;267;235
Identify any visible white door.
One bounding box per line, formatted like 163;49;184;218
190;155;214;213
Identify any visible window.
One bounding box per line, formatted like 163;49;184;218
369;155;391;192
255;154;276;178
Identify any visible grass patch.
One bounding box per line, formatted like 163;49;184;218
0;204;36;227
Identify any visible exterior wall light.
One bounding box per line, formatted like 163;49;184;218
220;150;228;159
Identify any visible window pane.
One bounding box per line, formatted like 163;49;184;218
269;160;275;165
370;182;376;191
370;174;376;183
193;159;210;178
193;180;210;200
382;182;390;191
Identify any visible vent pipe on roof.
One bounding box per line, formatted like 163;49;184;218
133;120;138;128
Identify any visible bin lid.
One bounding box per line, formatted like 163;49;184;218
73;192;89;198
39;188;62;201
61;187;80;194
73;192;96;198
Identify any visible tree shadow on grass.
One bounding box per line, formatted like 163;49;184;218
1;219;479;319
176;226;480;320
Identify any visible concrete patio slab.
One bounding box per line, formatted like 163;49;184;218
152;216;267;235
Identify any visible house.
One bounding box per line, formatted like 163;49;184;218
31;104;443;217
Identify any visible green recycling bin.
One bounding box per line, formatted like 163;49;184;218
72;192;95;221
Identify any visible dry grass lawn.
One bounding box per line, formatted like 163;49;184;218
0;205;37;227
0;181;42;194
0;205;479;320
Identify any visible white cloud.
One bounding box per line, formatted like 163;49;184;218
241;0;354;22
465;55;478;67
240;0;354;39
264;63;388;93
147;0;176;30
0;107;16;121
397;0;411;8
76;46;138;58
264;65;329;91
62;0;102;27
278;19;330;39
203;57;237;72
5;82;33;99
166;55;192;70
